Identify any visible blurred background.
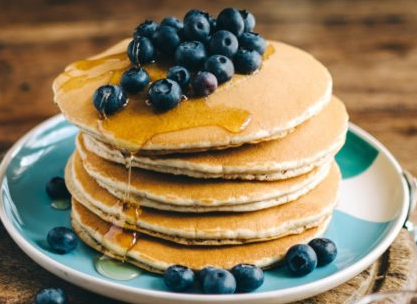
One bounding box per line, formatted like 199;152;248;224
0;0;416;173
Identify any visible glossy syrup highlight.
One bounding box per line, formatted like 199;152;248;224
95;255;142;281
54;46;268;149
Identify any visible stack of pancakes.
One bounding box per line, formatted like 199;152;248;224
54;39;348;274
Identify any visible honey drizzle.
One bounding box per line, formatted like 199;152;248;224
102;151;142;261
55;45;275;150
121;151;134;205
68;52;129;71
95;255;142;280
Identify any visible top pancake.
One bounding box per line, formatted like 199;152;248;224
53;39;332;153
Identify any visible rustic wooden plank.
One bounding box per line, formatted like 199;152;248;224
1;0;417;26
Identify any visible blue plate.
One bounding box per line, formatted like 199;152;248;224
0;115;409;304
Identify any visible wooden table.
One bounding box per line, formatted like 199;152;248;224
0;0;417;303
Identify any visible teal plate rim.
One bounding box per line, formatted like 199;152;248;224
0;115;410;304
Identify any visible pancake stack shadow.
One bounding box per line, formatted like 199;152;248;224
56;39;349;274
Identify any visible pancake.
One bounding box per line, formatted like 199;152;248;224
65;154;340;245
82;96;348;180
53;39;332;153
76;138;333;211
72;201;331;273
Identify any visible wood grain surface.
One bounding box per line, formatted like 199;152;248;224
1;0;417;303
1;0;417;177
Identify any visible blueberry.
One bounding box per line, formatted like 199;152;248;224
133;20;158;39
163;265;195;292
184;9;209;22
35;287;68;304
209;30;238;58
121;67;150;95
47;227;78;254
202;268;236;294
161;16;183;30
240;10;256;32
239;32;266;55
152;26;181;56
308;238;338;266
234;49;262;74
204;55;234;84
216;8;245;36
183;14;211;43
192;72;218;97
199;266;216;282
167;66;191;90
46;177;70;200
231;264;264;292
175;41;207;71
127;37;155;64
148;79;182;111
208;16;217;34
285;244;317;276
93;85;127;115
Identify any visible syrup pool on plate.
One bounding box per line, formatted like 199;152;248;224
50;199;71;210
95;255;142;281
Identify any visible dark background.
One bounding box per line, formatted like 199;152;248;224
0;0;416;302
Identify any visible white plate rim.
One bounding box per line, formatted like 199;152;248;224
0;115;410;304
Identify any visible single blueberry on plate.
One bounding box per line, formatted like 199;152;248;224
183;14;211;43
231;264;264;292
175;41;207;71
161;16;184;30
152;26;181;56
121;67;150;95
234;48;262;74
127;37;155;64
148;79;182;111
47;227;78;254
309;238;338;266
133;20;158;39
184;9;210;22
285;244;317;276
240;10;256;32
239;32;266;55
163;265;195;292
45;177;70;200
209;30;238;58
167;66;191;90
202;268;236;294
216;8;245;36
192;71;218;97
204;55;234;84
199;266;216;282
35;287;68;304
93;85;128;115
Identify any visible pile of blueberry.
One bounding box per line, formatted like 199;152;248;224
164;263;264;294
164;237;337;294
93;8;267;115
285;238;338;276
